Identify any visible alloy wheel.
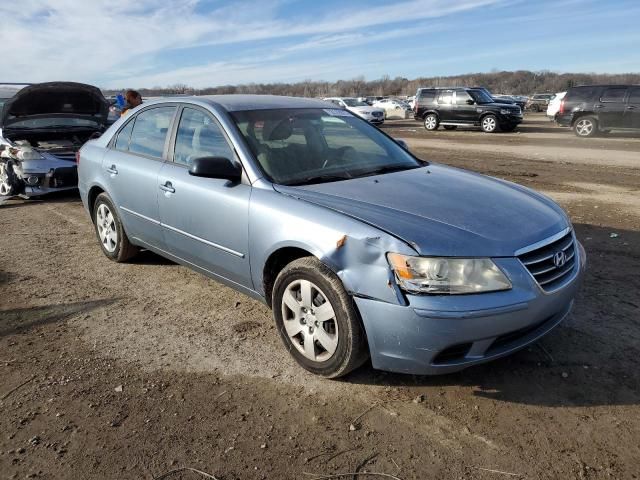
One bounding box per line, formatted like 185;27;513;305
424;115;437;130
576;119;594;136
482;116;497;132
281;279;339;362
0;164;13;196
96;203;118;253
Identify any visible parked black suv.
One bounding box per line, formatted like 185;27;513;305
556;85;640;137
414;87;523;133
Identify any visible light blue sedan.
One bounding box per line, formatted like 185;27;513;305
78;95;586;378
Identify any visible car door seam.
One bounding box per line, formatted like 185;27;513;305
160;222;245;258
122;204;245;258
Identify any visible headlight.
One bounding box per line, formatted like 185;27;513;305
387;253;512;294
500;109;512;115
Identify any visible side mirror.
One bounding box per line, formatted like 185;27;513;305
466;99;475;105
395;139;409;151
188;156;242;182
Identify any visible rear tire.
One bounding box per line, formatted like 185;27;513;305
93;193;138;262
443;125;457;131
481;114;500;133
423;113;439;131
272;257;369;378
573;116;598;137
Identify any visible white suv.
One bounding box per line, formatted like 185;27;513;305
547;92;566;121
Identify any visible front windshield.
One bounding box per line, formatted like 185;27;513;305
342;98;367;107
232;108;423;185
5;117;100;129
468;89;494;104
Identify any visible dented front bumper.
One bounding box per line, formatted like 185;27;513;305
355;242;586;375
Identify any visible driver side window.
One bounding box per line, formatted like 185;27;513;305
455;91;473;105
174;107;234;167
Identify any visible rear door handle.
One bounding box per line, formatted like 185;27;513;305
106;165;118;175
626;105;636;110
594;104;604;109
159;181;175;194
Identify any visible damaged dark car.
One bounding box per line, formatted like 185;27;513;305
0;82;109;197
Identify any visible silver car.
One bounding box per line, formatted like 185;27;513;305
0;82;108;197
78;95;586;378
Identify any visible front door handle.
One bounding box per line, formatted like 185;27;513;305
626;105;636;110
594;104;604;109
106;165;118;175
159;181;175;194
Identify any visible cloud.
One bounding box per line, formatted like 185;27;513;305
0;0;502;87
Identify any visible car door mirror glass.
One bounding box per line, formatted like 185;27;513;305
188;156;241;181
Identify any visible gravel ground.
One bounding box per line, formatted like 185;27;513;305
1;113;639;480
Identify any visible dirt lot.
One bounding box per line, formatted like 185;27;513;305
1;113;639;480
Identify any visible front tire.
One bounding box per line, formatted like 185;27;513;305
93;193;138;262
424;113;439;131
272;257;368;378
481;114;500;133
573;116;598;137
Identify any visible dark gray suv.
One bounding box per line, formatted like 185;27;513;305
556;85;640;137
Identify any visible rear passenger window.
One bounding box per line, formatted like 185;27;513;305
128;107;176;158
600;88;627;103
628;88;640;104
174;108;234;167
437;91;453;105
114;120;134;151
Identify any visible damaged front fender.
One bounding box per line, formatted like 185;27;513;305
249;186;418;306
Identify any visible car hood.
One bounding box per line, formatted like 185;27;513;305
274;164;569;257
349;106;383;114
1;81;109;127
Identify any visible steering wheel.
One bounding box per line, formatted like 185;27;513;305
322;146;358;168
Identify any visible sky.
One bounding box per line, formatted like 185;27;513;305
1;0;639;89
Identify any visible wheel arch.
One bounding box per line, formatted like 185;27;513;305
479;110;498;120
263;245;319;308
570;111;596;127
422;110;439;120
87;184;106;223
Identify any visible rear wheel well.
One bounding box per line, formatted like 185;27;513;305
423;111;438;119
570;112;595;127
263;247;314;308
87;186;105;222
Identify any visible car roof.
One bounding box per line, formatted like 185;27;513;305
146;94;333;112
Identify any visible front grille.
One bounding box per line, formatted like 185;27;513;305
51;151;77;162
372;111;383;117
50;167;78;188
518;230;576;291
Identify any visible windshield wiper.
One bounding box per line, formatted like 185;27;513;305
359;164;420;177
286;172;353;186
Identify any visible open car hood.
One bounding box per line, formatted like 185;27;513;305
1;81;109;128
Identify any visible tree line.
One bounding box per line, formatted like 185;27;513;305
105;70;640;98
